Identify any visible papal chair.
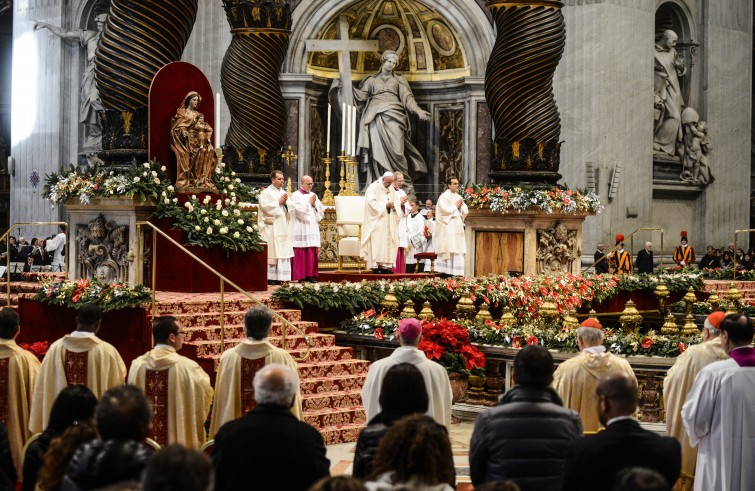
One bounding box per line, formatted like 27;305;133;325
334;195;365;272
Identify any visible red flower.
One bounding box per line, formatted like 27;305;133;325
418;340;445;360
363;309;376;318
526;335;539;346
678;342;686;353
512;335;523;349
465;187;473;194
641;337;653;349
374;328;384;340
481;187;489;194
482;196;488;203
71;292;82;303
77;278;90;289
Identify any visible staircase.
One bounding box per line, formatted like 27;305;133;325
703;280;755;305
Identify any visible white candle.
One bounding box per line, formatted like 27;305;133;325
326;103;331;151
341;102;346;153
345;106;351;157
351;105;357;157
215;93;221;150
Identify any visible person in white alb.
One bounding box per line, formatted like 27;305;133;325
422;210;435;272
257;170;294;284
45;224;66;272
434;177;468;276
405;199;427;273
361;172;402;274
289;175;325;282
392;172;410;273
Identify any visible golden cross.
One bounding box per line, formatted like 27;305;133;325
281;145;298;167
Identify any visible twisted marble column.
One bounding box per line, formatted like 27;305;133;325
485;1;565;184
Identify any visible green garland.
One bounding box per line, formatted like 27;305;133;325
34;278;152;312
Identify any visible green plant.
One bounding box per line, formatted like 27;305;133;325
35;278;151;312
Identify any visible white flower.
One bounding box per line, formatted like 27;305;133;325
213;219;221;226
153;178;160;184
164;198;170;204
192;195;197;200
235;178;241;183
231;171;236;176
221;210;229;217
151;171;157;177
216;199;223;206
134;177;141;183
215;167;221;174
203;196;211;204
233;209;241;216
194;225;200;231
222;189;228;194
219;227;228;234
233;231;240;238
184;201;192;209
224;198;230;204
200;209;207;215
186;204;194;213
161;191;167;197
246;226;253;233
231;192;236;198
206;227;213;234
220;162;226;167
237;219;244;225
143;163;150;168
167;185;175;192
228;185;234;190
160;166;167;172
204;217;209;222
142;171;148;177
172;198;178;203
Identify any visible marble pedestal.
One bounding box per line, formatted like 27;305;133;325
65;198;157;284
463;209;590;277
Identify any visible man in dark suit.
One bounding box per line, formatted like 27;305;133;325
636;242;654;274
212;363;330;491
594;243;609;274
562;373;681;491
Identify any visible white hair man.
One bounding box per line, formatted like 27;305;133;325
553;317;637;432
361;171;402;273
663;311;728;490
392;171;410;273
212;364;330;491
289;175;324;282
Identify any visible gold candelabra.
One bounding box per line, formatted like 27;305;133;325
338;151;358;196
321;152;335;206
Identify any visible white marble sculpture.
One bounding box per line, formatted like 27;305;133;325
653;29;686;158
679;107;713;185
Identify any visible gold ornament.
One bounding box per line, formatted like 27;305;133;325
381;293;399;314
400;299;416;319
456;296;476;319
540;299;559;320
661;312;679;335
707;292;721;312
654;279;670;316
726;283;742;315
476;303;493;322
419;301;435;320
499;306;517;328
562;308;579;330
619;300;643;333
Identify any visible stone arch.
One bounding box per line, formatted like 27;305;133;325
286;0;494;77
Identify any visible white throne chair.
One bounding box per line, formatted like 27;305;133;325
334;196;365;272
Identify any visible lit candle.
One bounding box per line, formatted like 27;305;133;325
351;105;357;157
215;92;221;150
341;102;346;153
326;103;331;152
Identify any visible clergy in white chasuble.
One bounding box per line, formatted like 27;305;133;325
257;170;294;282
433;177;468;276
361;172;402;271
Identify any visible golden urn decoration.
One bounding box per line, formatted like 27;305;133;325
400;299;416;319
619;300;643;333
419;301;435;321
381;293;399;314
456;296;476;319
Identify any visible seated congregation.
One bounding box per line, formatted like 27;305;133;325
0;306;753;490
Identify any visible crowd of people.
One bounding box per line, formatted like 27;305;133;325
0;301;752;490
0;225;66;273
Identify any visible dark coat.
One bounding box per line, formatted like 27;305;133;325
353;413;390;479
594;250;609;274
636;249;654;274
22;428;60;491
61;439;151;491
212;403;330;491
469;386;583;491
562;418;681;491
0;423;15;491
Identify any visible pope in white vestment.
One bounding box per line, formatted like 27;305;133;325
361;173;402;272
434;178;468;276
258;171;294;282
290;176;325;281
361;319;452;428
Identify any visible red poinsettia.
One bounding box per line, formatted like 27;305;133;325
512;335;523;349
19;341;49;357
526;335;539;346
374;328;384;340
678;342;686;353
418;318;486;374
641;337;653;349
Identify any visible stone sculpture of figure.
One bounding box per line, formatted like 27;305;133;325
170;92;217;190
344;50;431;197
35;13;107;151
679;107;713;185
653;29;687;158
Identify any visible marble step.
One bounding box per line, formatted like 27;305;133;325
182;321;319;341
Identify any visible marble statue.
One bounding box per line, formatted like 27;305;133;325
339;50;431;196
35;13;107;151
679;107;713;185
653;29;687;158
170;92;217;190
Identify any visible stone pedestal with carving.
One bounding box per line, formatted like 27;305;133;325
463;208;589;277
64;198;156;284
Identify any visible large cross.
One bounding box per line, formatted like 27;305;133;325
305;15;380;106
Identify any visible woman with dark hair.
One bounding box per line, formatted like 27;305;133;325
23;385;97;491
720;250;734;269
352;363;429;479
34;420;98;491
366;414;455;490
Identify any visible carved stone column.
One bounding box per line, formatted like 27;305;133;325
484;1;565;185
95;0;199;166
221;0;291;183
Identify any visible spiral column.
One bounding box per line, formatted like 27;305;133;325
220;0;291;181
94;0;198;165
484;1;565;185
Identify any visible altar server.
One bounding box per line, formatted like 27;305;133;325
405;199;427;273
361;172;402;273
392;171;410;273
434;177;468;276
258;170;294;284
289;175;325;282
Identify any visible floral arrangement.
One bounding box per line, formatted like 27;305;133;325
418;318;486;375
19;341;49;358
34;278;152;312
462;184;602;215
613;271;704;294
43;160;172;206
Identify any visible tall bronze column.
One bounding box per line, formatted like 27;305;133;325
220;0;291;182
484;1;565;185
94;0;199;166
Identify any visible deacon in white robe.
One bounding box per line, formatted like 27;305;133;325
422;212;435;271
392;172;410;273
361;318;452;428
405;199;427;273
361;172;402;272
290;175;325;282
681;314;755;491
434;177;468;276
257;170;294;283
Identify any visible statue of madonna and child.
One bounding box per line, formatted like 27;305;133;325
170;91;218;191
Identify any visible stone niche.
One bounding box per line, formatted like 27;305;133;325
65;198;156;284
464;209;588;277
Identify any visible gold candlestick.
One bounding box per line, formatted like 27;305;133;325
337;151;347;195
322;152;335;206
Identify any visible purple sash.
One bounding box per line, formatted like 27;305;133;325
729;346;755;367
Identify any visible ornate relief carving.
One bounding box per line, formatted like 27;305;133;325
536;223;577;274
318;208;339;268
76;214;129;283
438;107;464;183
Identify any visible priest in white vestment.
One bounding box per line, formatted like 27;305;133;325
663;311;728;491
682;314;755;491
209;306;302;437
29;303;126;433
127;316;213;448
289;175;324;282
257;170;294;283
434;177;468;276
405;199;427;273
0;308;41;477
392;172;410;273
361;172;402;273
361;318;452;428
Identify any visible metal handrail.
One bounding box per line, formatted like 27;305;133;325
1;222;68;307
583;227;665;273
135;221;310;361
733;229;755;280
